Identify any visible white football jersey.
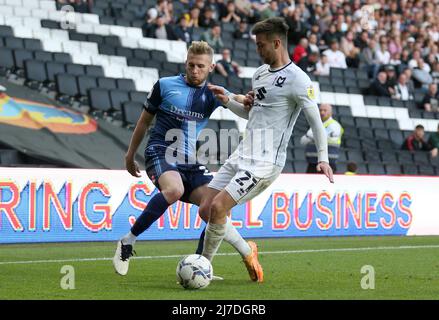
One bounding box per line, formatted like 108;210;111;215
231;61;328;169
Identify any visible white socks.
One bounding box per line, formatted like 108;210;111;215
203;218;251;261
223;217;251;258
202;222;226;261
121;231;137;245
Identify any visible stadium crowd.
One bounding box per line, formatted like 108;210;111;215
57;1;439;110
51;0;439;171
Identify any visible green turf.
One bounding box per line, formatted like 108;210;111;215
1;236;439;300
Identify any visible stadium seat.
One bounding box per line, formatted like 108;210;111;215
385;164;402;174
23;39;42;51
376;139;395;150
355;117;370;128
122;101;143;126
56;73;79;102
116;78;136;91
363;151;381;163
368;163;386;174
13;49;33;74
66;63;85;76
0;47;15;75
45;61;66;82
282;161;294;173
85;65;104;77
97;77;117;90
0;25;13;37
89;88;112;113
129;91;148;103
24;59;46;88
373;128;390;140
418;166;435;176
5;37;24;49
402;164;419;175
370;118;386;129
384;119;399;130
342;137;361;150
346;149;364;162
110;89;130;111
293;160;308;173
391;99;405;108
53;52;72;63
338;116;355;127
77;75;97;97
397;151;414;164
34;51;53;62
412;152;431;165
388;130;404;147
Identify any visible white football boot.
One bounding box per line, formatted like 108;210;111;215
113;240;135;276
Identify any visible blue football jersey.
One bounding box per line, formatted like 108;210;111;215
143;74;224;158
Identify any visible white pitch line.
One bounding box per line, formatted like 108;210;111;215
1;244;439;266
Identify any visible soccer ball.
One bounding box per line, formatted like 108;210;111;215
176;254;213;290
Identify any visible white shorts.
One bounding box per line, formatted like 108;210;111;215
208;157;283;205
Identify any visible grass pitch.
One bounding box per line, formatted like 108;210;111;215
0;236;438;300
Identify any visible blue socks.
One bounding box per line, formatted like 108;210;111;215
131;192;170;236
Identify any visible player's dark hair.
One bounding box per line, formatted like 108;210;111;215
415;124;424;130
251;17;289;46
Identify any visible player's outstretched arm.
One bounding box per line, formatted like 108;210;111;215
207;84;249;119
125;110;155;177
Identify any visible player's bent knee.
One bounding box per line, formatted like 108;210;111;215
162;187;185;203
198;204;210;222
210;200;227;222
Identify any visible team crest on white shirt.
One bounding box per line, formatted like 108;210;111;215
307;85;315;100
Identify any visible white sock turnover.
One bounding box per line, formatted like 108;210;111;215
202;222;226;262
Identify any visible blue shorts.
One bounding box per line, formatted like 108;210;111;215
144;145;213;203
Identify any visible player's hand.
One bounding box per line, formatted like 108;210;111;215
125;155;141;177
207;83;229;104
243;90;254;111
317;161;334;183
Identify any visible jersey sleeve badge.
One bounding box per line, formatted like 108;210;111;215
307;85;315;100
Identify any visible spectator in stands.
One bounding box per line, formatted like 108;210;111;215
284;8;307;45
292;38;308;64
145;14;177;40
221;1;242;24
146;0;172;24
422;83;439;112
376;36;391;66
354;30;369;51
431;62;439;84
322;24;340;46
185;6;200;28
392;73;414;101
259;0;280;20
233;19;251;40
300;104;343;173
323;39;347;69
402;68;416;94
174;16;193;45
307;33;320;54
360;39;379;78
314;53;330;76
298;51;319;74
384;64;398;91
200;23;224;53
370;71;392;97
428;124;439;158
199;5;217;28
340;30;360;68
402;125;435;156
215;48;241;77
345;162;358;175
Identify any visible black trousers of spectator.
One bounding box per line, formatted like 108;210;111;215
306;162;337;174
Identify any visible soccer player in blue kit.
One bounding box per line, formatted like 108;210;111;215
113;41;263;281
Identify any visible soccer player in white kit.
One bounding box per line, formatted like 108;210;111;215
202;17;334;282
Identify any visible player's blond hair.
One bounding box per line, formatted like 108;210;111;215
187;41;214;59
